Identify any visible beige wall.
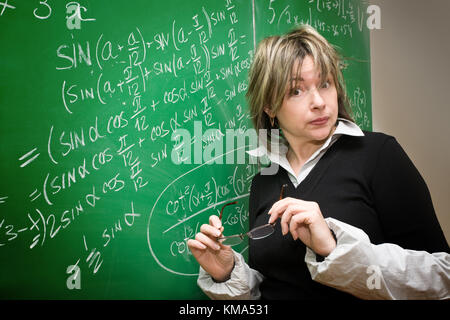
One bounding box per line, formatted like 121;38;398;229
370;0;450;243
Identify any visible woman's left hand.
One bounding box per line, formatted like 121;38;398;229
268;197;336;257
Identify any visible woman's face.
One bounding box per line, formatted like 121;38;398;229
268;55;339;146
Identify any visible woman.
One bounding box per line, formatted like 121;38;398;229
187;25;449;299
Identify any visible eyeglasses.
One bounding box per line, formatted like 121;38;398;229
217;184;288;246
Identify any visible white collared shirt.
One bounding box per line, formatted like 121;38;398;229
197;119;450;300
247;118;365;187
198;218;450;300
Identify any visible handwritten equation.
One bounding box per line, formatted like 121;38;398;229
0;0;372;298
0;0;255;283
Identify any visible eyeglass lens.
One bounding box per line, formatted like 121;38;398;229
220;236;244;246
248;224;275;239
220;223;275;246
218;184;288;246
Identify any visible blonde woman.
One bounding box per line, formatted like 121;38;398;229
187;25;449;300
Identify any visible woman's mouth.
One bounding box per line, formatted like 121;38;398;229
310;117;329;126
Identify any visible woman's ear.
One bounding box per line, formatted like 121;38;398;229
264;107;275;118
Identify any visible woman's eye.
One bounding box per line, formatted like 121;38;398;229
320;81;331;89
291;88;303;96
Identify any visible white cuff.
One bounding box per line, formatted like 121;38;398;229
197;250;263;300
305;218;450;300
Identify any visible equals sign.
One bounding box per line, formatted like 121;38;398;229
0;196;7;204
19;148;40;168
29;189;41;202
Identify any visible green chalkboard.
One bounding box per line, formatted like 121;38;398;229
255;0;372;129
0;0;372;299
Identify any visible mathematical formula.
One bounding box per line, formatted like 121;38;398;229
0;0;373;297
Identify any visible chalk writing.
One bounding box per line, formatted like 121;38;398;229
0;0;372;298
0;0;15;16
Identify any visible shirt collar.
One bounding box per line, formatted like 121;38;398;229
247;118;364;167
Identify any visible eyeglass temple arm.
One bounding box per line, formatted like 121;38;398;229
265;184;287;225
219;201;237;220
279;184;288;200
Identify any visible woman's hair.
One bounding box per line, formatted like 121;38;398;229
246;24;354;142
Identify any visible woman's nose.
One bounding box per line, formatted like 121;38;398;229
310;88;326;109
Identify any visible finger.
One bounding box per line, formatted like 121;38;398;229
288;212;310;240
195;232;221;251
280;204;302;235
269;198;310;224
200;223;222;238
268;198;292;224
289;212;335;255
268;197;290;215
187;239;206;250
209;215;222;229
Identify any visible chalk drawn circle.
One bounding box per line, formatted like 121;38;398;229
147;147;251;276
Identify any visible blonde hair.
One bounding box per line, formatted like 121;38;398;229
246;25;353;143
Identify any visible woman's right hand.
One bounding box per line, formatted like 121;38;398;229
187;215;235;282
